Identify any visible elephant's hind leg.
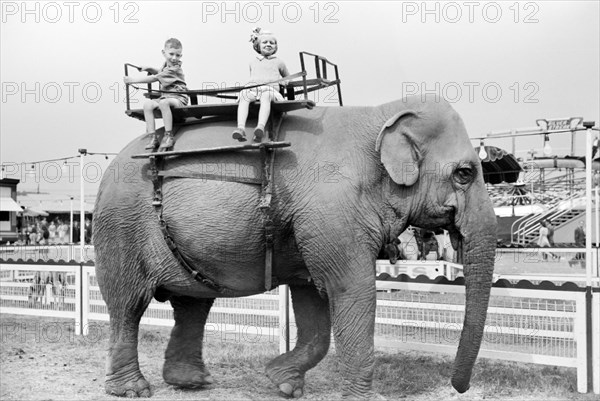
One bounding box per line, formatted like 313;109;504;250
163;296;215;388
104;286;154;397
266;285;330;398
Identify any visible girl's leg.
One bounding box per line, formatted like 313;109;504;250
254;91;276;142
257;91;275;129
233;89;256;141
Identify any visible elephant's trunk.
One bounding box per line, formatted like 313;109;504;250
450;198;497;393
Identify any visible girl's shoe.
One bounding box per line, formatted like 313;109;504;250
253;127;264;142
159;133;175;151
145;133;159;150
232;128;247;142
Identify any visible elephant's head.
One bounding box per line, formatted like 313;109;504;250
376;97;497;393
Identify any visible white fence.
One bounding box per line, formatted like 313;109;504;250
0;244;95;263
0;261;598;394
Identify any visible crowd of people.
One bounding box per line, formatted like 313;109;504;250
13;217;93;246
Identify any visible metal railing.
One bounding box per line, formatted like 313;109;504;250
511;191;585;245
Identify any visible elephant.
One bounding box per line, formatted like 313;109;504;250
93;95;497;398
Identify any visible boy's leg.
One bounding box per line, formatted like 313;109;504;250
143;100;160;149
158;98;182;132
158;98;182;151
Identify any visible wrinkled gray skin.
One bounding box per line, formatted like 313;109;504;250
94;96;496;398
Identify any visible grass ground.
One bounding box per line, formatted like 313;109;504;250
1;315;597;401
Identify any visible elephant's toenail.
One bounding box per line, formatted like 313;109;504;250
279;383;294;395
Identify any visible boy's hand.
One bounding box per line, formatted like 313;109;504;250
123;76;133;84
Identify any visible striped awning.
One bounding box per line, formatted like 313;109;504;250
0;197;23;212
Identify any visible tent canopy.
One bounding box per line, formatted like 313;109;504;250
475;146;522;184
0;197;23;212
21;206;49;217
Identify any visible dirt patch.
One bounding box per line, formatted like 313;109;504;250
0;315;595;400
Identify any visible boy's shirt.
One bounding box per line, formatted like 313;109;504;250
157;62;188;92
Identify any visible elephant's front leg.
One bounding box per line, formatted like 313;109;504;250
266;284;331;398
163;296;215;388
329;271;377;398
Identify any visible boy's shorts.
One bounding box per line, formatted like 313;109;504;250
159;93;188;106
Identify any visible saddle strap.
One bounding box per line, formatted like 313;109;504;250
261;113;285;290
157;171;262;185
149;155;229;294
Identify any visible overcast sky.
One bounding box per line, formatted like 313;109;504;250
1;1;598;197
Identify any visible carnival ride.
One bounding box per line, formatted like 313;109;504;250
474;118;599;246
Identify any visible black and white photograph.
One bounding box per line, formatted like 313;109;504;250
1;1;599;400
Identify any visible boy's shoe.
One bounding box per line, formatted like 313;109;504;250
145;133;159;150
232;128;247;142
253;127;264;143
158;133;175;151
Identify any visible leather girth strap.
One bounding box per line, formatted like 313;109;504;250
148;134;229;294
259;112;285;290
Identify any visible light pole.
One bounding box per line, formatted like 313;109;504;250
79;148;86;262
68;196;73;258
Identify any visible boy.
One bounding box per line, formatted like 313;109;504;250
124;38;188;151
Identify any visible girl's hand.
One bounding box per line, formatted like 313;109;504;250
123;76;133;84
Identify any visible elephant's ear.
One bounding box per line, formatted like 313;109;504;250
375;110;421;186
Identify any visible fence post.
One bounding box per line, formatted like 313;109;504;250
574;291;588;393
593;285;599;394
74;262;82;335
81;265;90;336
279;285;290;354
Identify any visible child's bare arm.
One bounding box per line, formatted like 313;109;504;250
140;65;159;75
123;74;159;84
279;62;290;85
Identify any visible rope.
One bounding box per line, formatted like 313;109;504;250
129;71;306;97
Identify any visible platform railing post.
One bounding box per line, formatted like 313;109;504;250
124;64;131;111
299;52;308;100
314;55;321;81
334;65;343;106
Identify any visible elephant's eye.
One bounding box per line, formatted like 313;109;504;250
454;167;474;184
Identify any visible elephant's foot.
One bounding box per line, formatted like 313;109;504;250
163;361;214;389
265;357;305;398
105;374;151;398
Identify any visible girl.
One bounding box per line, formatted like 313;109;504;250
232;28;289;143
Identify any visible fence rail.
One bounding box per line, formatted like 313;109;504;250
0;261;598;394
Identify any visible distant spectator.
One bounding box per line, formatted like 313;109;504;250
544;219;555;246
537;221;551;261
574;221;585;260
48;220;57;244
72;221;81;244
84;218;93;244
40;224;50;245
57;220;68;244
28;224;37;245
